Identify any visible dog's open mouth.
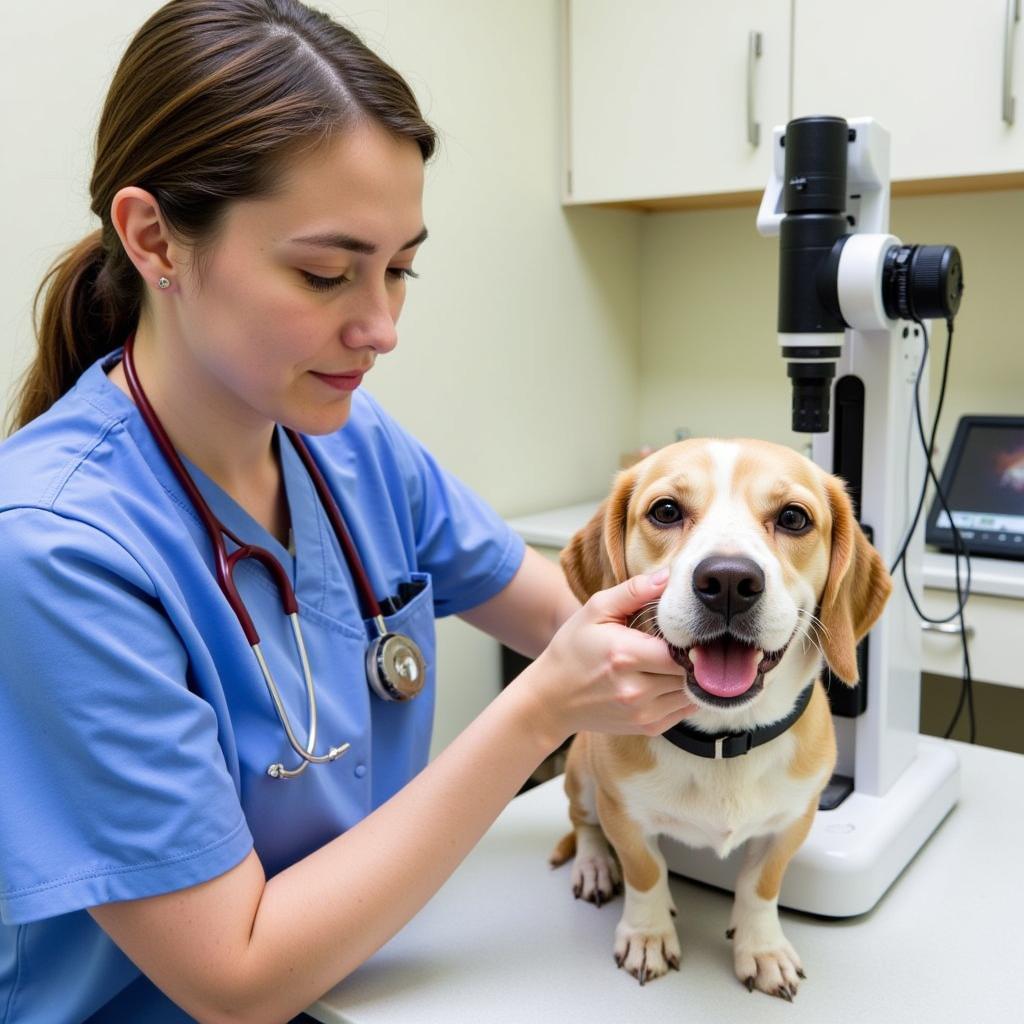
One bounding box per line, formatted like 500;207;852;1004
668;634;788;707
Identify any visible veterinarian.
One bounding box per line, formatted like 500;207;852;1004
0;2;697;1021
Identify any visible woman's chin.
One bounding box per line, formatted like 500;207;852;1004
281;398;353;436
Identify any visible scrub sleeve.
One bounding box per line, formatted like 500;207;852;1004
0;511;254;923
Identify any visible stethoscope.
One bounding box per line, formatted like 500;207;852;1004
122;333;426;780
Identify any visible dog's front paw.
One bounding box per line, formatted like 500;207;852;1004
732;935;805;1001
613;921;681;986
571;841;622;907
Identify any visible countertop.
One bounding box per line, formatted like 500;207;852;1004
309;740;1024;1023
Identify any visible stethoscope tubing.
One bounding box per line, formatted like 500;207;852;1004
121;334;367;778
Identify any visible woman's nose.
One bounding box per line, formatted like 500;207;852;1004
341;287;399;354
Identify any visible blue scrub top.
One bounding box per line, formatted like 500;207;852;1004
0;349;525;1023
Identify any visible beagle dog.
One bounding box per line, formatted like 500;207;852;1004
549;438;892;1000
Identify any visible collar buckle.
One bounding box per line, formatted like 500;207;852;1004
716;731;754;759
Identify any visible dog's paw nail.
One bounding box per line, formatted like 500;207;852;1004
593;891;603;908
776;986;793;1002
669;905;677;917
614;953;624;968
745;976;755;993
725;927;735;940
637;951;649;987
668;954;680;971
797;968;806;979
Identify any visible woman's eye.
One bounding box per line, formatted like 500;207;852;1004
777;505;811;533
301;270;348;291
648;499;683;526
301;267;419;292
387;266;420;282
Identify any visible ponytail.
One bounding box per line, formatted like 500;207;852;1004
8;228;141;434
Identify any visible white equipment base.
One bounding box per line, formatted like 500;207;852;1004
660;737;960;918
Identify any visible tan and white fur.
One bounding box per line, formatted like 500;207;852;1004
549;438;892;1000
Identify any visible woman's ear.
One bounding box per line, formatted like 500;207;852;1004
109;186;178;286
560;468;635;602
818;475;894;684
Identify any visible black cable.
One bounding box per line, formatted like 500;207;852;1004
889;317;974;742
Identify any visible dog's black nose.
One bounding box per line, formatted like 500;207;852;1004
692;555;765;618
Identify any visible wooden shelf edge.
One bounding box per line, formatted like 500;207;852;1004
565;171;1024;213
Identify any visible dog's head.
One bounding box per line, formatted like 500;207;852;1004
562;439;892;717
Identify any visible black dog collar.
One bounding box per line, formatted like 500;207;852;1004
661;684;815;759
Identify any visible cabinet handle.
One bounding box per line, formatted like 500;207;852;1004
921;620;975;639
1004;0;1020;125
747;30;762;146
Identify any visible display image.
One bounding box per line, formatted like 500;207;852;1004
930;422;1024;558
937;425;1024;532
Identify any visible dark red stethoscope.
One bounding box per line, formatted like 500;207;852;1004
122;333;426;780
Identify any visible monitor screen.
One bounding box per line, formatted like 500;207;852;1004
927;417;1024;559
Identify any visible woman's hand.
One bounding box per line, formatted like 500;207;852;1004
517;569;698;747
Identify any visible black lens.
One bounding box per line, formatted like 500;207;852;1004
882;244;964;320
787;361;835;434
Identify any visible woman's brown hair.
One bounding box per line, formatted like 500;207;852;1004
8;0;435;433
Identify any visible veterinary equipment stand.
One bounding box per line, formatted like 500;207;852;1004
661;117;961;917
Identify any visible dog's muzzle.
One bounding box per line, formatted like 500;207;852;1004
669;634;788;708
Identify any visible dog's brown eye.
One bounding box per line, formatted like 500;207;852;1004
648;499;683;526
777;505;811;533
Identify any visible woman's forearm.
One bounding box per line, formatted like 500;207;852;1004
233;671;562;1023
459;547;581;660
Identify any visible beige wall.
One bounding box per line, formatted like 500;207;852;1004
637;189;1024;465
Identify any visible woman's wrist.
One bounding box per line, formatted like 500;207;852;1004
502;656;572;757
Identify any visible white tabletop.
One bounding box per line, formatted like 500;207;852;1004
309;740;1024;1023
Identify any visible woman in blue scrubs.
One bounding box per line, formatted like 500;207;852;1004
0;2;695;1021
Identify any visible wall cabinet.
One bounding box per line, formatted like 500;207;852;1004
792;0;1024;185
564;1;1024;208
565;0;790;205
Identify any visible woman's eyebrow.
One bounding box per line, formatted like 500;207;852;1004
289;226;428;254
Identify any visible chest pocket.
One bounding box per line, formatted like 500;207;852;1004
366;571;437;806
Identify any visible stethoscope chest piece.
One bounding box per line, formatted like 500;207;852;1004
366;628;427;702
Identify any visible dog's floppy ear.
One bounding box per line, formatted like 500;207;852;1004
560;468;635;602
818;475;894;684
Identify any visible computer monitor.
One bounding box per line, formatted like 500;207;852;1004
926;415;1024;561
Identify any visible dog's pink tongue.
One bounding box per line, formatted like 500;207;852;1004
691;638;761;698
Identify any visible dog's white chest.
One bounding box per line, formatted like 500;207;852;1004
623;736;823;860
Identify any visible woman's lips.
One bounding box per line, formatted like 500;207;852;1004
313;370;364;392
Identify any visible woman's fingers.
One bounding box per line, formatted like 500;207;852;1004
607;625;687;679
642;693;700;735
587;569;671;625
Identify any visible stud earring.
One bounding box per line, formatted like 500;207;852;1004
157;277;171;289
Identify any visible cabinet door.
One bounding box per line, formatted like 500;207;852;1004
566;0;791;203
793;0;1024;182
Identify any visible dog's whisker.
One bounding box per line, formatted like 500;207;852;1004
630;606;658;622
796;607;831;643
631;611;659;630
629;603;662;634
794;608;828;661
